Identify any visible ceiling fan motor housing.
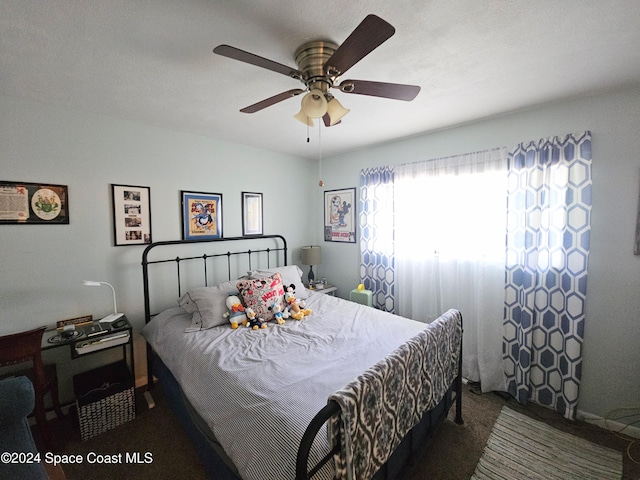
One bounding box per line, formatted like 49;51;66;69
294;41;338;93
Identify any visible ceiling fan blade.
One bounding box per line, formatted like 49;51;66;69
214;45;303;80
240;89;305;113
324;15;395;77
337;79;420;101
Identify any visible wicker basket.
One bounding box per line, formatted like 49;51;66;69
73;361;135;441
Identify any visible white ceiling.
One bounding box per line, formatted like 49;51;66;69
2;1;640;159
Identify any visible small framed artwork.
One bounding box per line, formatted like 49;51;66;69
242;192;263;236
112;184;152;246
0;181;69;225
324;187;356;243
181;191;223;240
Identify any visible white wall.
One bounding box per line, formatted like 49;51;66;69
0;94;318;393
320;84;640;424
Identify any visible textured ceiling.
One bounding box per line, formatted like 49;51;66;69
2;0;640;159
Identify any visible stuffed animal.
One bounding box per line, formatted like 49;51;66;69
245;307;267;330
223;293;248;329
270;302;286;325
284;285;311;320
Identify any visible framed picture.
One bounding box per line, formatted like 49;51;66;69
324;187;356;243
181;191;223;240
242;192;263;236
0;181;69;225
112;184;152;246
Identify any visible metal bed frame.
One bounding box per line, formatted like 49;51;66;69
141;235;463;480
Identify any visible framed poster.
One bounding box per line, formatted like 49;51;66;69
242;192;263;236
112;184;152;246
0;181;69;224
324;187;356;243
181;191;223;240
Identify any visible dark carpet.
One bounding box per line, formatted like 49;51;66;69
43;385;639;480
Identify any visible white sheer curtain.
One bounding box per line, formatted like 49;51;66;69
395;149;508;392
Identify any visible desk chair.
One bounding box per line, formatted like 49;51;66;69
0;326;64;448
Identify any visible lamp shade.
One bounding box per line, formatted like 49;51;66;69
300;89;328;118
326;97;350;126
294;109;315;127
300;245;322;265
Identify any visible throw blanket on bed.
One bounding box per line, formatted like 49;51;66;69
328;308;462;480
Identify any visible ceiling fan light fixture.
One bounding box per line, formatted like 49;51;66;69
294;109;314;126
300;89;328;118
326;97;350;126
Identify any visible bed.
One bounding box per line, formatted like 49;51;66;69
141;235;463;480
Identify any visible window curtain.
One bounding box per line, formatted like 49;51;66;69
394;149;509;392
503;131;592;420
359;167;396;311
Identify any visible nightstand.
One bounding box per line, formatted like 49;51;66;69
42;316;136;440
310;284;337;296
42;316;133;368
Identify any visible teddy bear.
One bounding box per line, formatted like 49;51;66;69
269;301;286;325
284;285;311;320
222;293;248;329
245;307;267;330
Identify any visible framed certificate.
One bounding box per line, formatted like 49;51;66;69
0;181;69;225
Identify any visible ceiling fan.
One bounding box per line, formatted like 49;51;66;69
213;14;421;127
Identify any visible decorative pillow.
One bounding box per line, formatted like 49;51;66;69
178;279;238;332
236;272;285;322
247;265;309;300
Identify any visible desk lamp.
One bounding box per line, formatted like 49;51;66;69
82;280;124;323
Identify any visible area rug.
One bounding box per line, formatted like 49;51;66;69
471;406;622;480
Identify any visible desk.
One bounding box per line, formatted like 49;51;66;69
42;316;134;385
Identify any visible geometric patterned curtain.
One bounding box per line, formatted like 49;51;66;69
359;166;396;312
503;131;592;420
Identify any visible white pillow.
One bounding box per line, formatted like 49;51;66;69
248;265;309;299
178;279;238;332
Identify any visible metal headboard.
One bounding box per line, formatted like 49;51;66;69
141;235;288;324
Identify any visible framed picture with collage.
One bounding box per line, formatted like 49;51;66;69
111;184;152;246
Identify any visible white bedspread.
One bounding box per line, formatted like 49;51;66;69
142;291;428;480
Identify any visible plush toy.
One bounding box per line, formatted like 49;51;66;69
284;285;311;320
245;307;267;330
223;293;248;329
270;302;286;325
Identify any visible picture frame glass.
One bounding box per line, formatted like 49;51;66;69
112;184;151;246
324;187;356;243
242;192;263;236
182;191;223;240
0;181;69;224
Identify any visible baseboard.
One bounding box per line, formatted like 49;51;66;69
577;408;640;439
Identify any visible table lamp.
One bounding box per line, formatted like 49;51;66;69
300;245;322;285
82;280;124;323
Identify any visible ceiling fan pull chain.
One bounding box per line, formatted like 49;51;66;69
318;121;324;187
